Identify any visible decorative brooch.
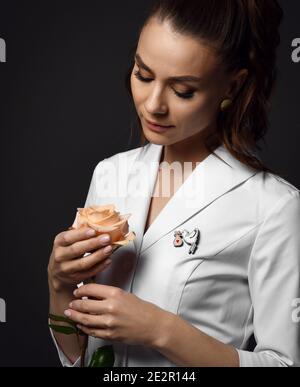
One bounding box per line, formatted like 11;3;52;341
173;228;200;255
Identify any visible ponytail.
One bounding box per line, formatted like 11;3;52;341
215;0;284;173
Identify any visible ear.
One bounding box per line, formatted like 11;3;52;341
226;69;249;99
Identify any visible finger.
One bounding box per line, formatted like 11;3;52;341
69;299;109;315
61;245;113;273
58;234;112;262
72;259;112;283
74;283;120;300
64;309;106;328
55;227;97;247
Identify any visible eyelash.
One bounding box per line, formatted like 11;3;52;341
133;70;195;100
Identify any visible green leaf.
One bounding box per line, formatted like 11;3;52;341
88;345;115;367
49;324;78;335
48;313;76;327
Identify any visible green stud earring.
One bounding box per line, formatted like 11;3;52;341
221;99;233;112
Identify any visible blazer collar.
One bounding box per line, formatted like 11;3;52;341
125;142;258;256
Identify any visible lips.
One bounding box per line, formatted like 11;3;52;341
144;119;174;133
145;119;173;128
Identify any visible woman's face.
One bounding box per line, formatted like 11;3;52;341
130;17;243;147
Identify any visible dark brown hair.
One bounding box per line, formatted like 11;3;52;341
125;0;284;174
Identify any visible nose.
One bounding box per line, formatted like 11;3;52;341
144;85;168;115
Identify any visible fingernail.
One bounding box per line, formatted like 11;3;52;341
73;289;78;296
86;229;96;237
103;245;113;254
104;259;112;265
69;302;73;308
100;235;110;244
64;310;71;317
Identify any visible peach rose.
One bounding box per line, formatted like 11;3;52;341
71;204;136;252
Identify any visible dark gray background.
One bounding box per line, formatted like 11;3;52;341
0;0;299;366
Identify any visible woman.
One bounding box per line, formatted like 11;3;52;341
48;0;300;367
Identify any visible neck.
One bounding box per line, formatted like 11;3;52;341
161;129;220;170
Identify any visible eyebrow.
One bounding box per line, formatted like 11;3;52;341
134;53;204;84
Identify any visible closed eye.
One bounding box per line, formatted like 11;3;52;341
133;70;195;100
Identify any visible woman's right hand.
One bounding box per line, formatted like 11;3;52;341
48;227;114;292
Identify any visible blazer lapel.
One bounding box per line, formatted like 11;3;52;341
125;143;259;256
141;144;259;253
124;143;163;256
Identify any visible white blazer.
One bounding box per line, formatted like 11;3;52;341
51;142;300;367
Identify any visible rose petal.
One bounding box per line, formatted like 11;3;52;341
88;211;120;225
113;231;136;246
71;205;135;247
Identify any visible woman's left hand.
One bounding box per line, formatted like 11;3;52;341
64;284;171;348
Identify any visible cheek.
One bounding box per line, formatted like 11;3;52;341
130;73;145;106
174;92;220;129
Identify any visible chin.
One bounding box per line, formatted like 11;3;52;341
143;131;173;146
